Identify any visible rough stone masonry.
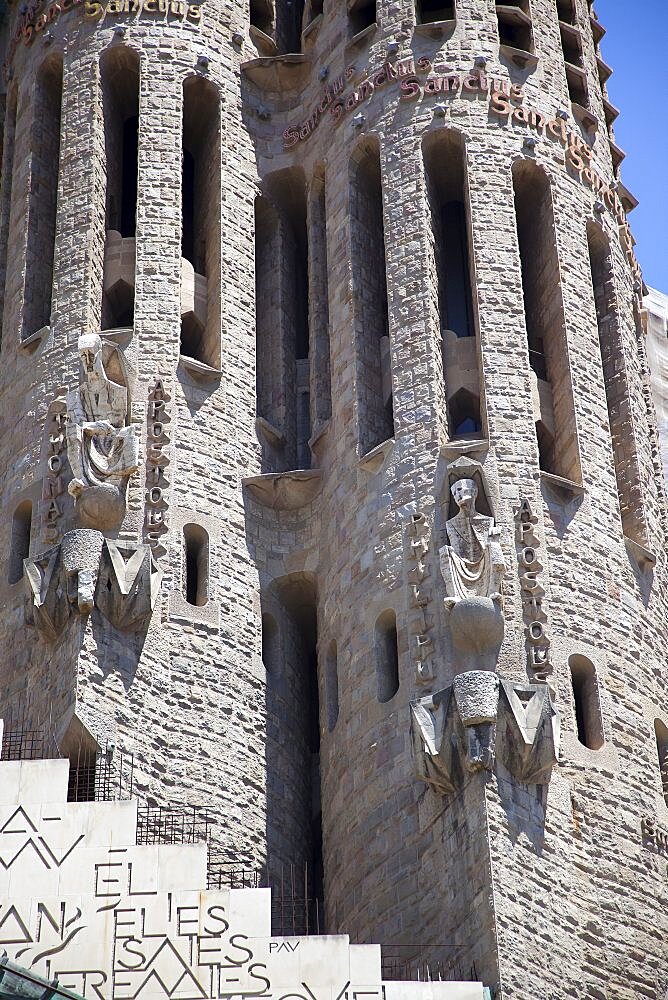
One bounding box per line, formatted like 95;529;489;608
0;0;667;997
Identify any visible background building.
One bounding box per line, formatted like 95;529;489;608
0;0;667;997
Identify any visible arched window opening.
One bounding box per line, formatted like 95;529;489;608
256;169;310;472
375;610;399;703
654;720;668;808
587;222;646;545
181;77;221;368
265;575;323;933
22;55;63;342
183;523;209;607
349;0;376;36
8;500;32;585
325;640;339;732
513;161;581;483
101;47;140;330
423;129;483;441
250;0;274;35
0;86;18;345
416;0;454;24
569;654;604;751
262;612;280;674
449;388;481;437
350;138;394;456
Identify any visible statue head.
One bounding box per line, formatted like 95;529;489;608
451;478;478;514
78;334;104;377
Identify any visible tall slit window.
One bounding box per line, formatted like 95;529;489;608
183;523;209;607
181;77;221;368
8;500;32;585
654;720;668;808
350;138;394;456
308;168;332;430
0;86;18;345
101;47;140;330
569;654;604;751
513;161;581;483
325;639;339;731
22;56;63;342
255;169;310;472
262;612;280;674
264;576;323;931
375;610;399;703
423;130;482;439
587;222;646;545
275;0;305;51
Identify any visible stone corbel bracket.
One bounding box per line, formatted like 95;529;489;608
411;671;560;793
24;530;162;640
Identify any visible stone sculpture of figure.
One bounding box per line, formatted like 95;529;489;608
66;334;139;530
440;476;507;671
440;478;506;607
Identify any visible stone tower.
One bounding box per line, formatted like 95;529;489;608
0;0;667;994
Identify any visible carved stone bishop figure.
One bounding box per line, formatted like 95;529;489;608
441;478;506;606
440;477;506;672
66;334;139;530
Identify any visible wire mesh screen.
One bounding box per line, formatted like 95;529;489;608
137;805;213;846
0;728;45;761
66;743;135;802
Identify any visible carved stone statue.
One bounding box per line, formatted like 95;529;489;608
66;334;139;530
440;475;507;671
440;478;506;606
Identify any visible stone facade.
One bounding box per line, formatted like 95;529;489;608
0;0;667;997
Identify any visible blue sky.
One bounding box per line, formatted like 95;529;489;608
597;0;668;291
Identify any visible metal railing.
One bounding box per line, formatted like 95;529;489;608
380;947;478;982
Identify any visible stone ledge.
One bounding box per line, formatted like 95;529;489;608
358;437;395;475
243;469;323;509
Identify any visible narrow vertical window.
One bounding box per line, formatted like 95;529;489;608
496;0;533;54
262;612;280;674
375;610;399;703
423;130;482;439
569;654;604;751
513;161;581;484
8;500;32;585
183;523;209;607
654;720;668;809
101;48;140;330
275;0;305;52
22;56;63;341
308;168;331;431
0;86;18;345
255;169;310;472
350;138;394;456
325;640;339;731
587;222;646;545
181;77;221;368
